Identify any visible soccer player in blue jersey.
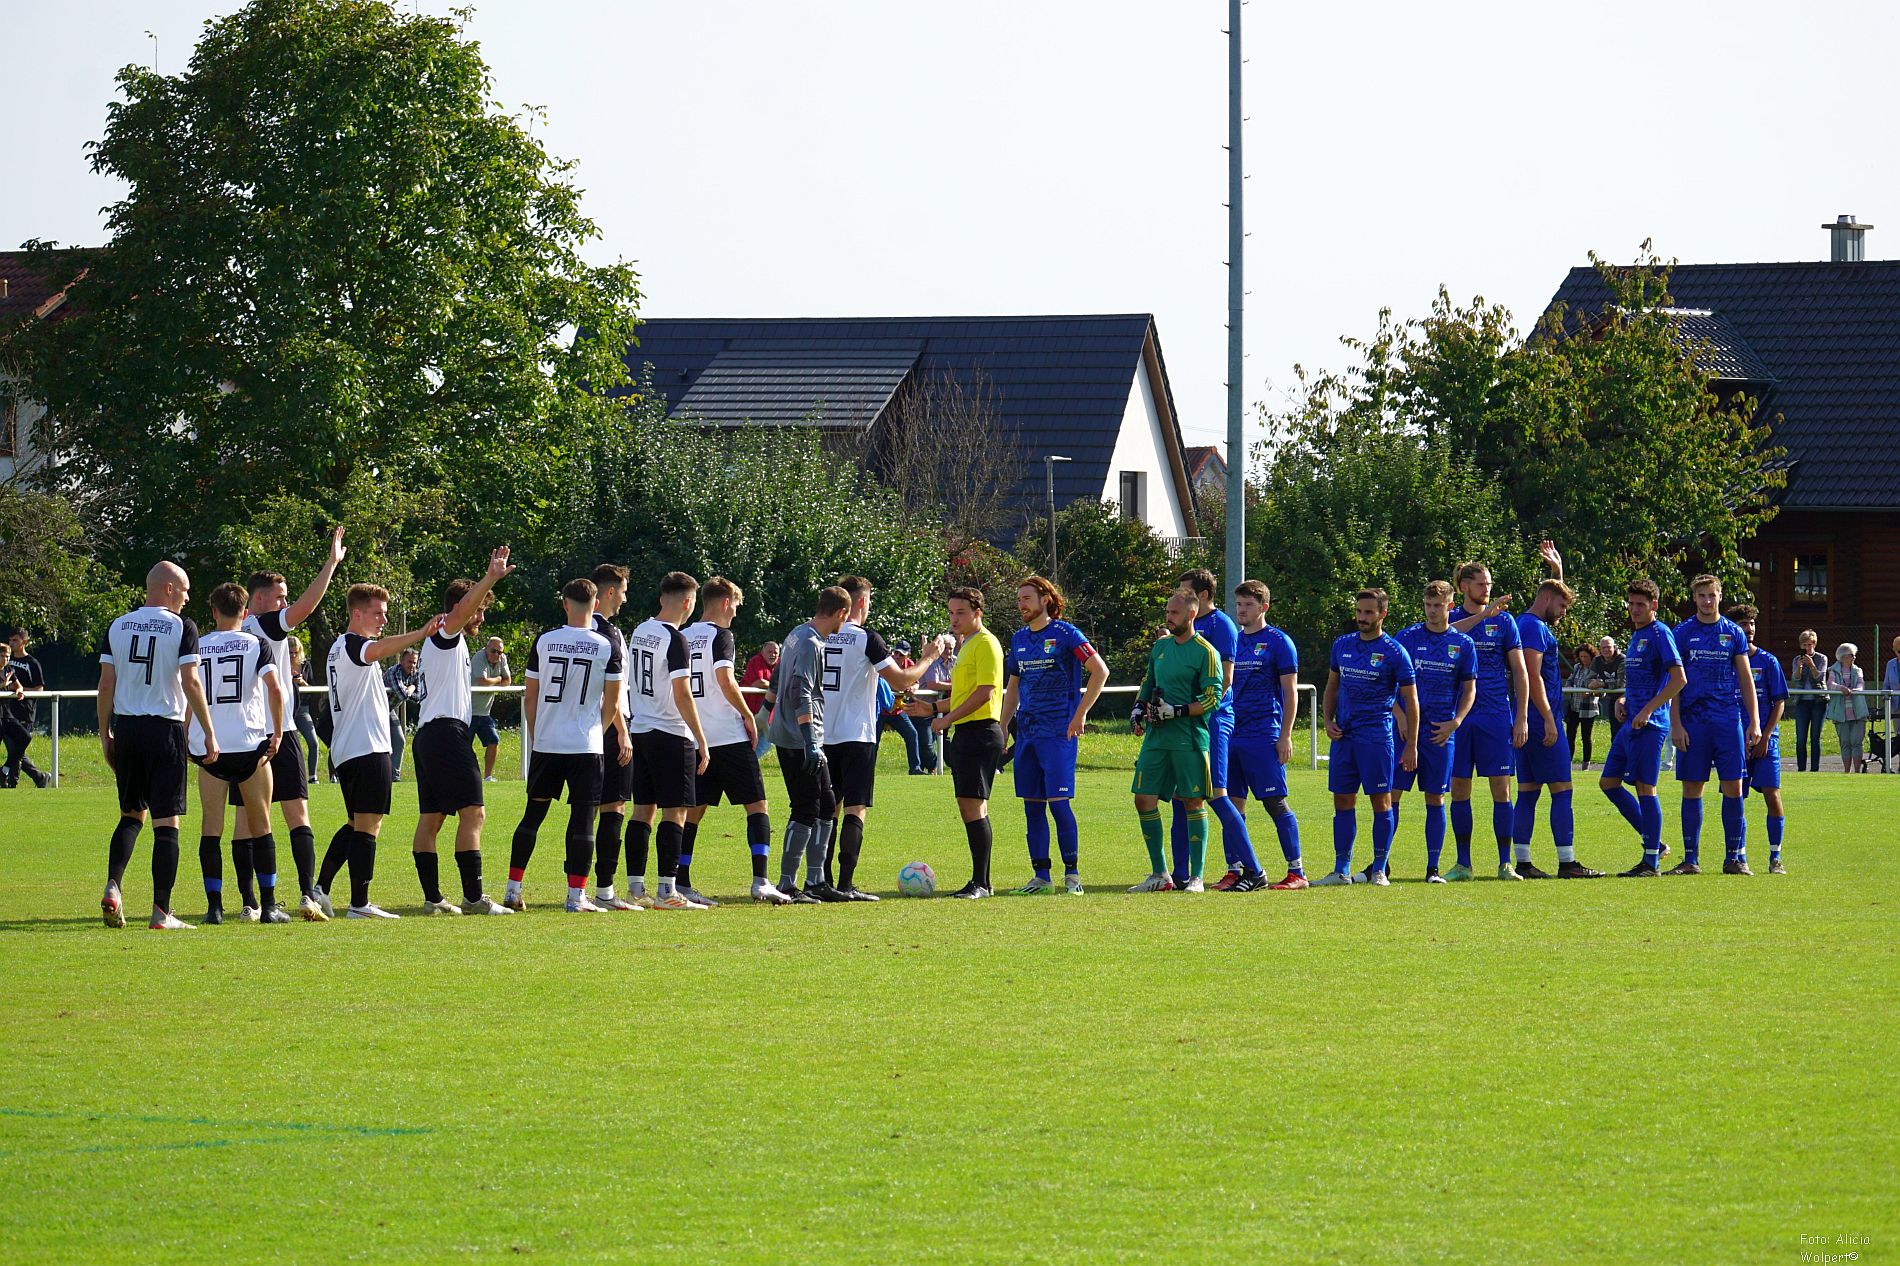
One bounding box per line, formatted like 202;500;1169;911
1176;569;1253;891
1447;559;1531;880
1669;575;1761;875
1512;578;1606;878
1603;579;1687;876
1317;589;1418;886
1391;581;1476;883
999;576;1109;895
1228;580;1304;890
1729;604;1789;874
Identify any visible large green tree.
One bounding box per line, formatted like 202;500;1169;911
14;0;640;584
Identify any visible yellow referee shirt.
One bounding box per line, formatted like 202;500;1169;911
950;625;1004;723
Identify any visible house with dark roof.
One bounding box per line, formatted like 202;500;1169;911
1541;216;1900;659
0;250;90;482
614;315;1201;544
1183;445;1228;511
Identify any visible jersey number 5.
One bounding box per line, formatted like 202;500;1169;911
821;646;843;692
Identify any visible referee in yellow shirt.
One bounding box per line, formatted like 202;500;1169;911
906;586;1005;898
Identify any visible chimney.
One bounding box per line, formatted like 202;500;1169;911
1823;214;1872;262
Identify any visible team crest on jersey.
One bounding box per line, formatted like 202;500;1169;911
1254;644;1267;656
1719;634;1732;647
1482;622;1495;636
1448;646;1461;659
1043;638;1058;654
1369;653;1384;667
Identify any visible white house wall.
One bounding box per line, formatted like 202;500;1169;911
1099;360;1189;539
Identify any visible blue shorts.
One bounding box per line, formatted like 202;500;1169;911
1397;731;1454;796
1602;721;1667;787
1518;711;1572;785
1744;740;1781;796
1329;732;1395;796
1013;734;1078;800
1206;709;1233;790
1453;714;1516;781
1678;716;1747;784
1228;739;1288;801
470;714;501;748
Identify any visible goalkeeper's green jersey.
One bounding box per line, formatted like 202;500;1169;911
1136;633;1225;752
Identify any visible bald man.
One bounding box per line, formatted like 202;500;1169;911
98;562;219;929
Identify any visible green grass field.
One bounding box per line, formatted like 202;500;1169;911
2;733;1895;1264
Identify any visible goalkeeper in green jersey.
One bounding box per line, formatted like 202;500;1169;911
1128;591;1226;892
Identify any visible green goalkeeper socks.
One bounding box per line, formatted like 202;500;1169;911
1139;807;1165;874
1187;806;1209;880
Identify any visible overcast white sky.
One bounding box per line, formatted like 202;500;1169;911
7;1;1897;449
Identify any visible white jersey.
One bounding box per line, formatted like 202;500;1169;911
683;621;750;748
594;613;631;720
187;628;277;756
526;624;621;754
327;632;391;764
244;607;299;710
100;606;202;720
624;616;693;739
819;621;895;746
416;625;473;728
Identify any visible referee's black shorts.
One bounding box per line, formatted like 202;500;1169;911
777;746;837;823
113;714;189;817
414;718;483;815
946;720;1005;801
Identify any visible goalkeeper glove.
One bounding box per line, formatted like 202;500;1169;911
1149;698;1180;722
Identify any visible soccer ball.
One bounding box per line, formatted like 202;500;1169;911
897;861;937;897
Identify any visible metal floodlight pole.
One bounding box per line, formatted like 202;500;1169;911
1224;0;1246;614
1044;455;1072;583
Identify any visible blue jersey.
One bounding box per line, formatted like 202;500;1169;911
1393;623;1476;723
1746;645;1788;712
1622;620;1683;730
1674;616;1749;724
1194;608;1240;714
1232;623;1299;743
1460;606;1522;724
1516;611;1564;719
1330;632;1415;735
1004;619;1095;740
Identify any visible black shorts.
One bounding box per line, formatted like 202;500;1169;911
527;750;603;806
599;724;635;805
823;740;878;807
631;729;696;810
225;731;307;806
947;721;1005;801
196;740;270;787
113;715;189;817
414;718;483;815
777;746;838;823
337;752;394;817
696;740;766;807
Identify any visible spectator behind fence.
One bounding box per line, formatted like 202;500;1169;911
385;647;421;780
1565;644;1600;769
1886;636;1900;703
2;627;51;788
741;640;778;758
470;635;509;781
878;675;928;775
289;636;322;782
1789;630;1828;772
1826;643;1871;773
915;633;956;773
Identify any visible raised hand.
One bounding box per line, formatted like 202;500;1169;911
328;526;346;566
487;545;515;581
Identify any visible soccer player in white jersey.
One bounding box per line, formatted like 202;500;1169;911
410;546;515;915
97;561;219;930
231;527;345;921
311;584;444;919
189;582;288;924
623;571;713;910
585;563;640;910
682;576;791;905
504;577;627;912
819;575;940;899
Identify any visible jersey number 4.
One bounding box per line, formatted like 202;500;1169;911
126;634;159;686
